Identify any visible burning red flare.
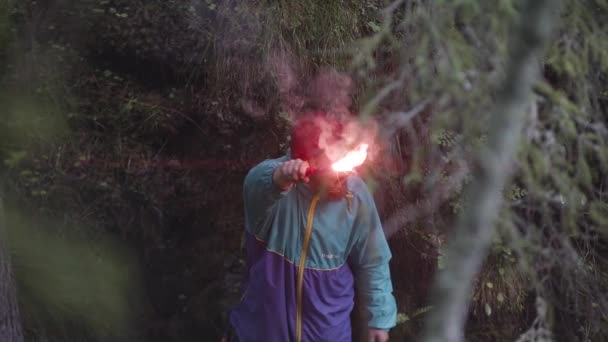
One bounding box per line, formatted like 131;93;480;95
331;144;369;172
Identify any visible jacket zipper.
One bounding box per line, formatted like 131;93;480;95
295;193;320;342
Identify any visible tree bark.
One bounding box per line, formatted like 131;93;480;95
420;1;561;341
0;195;24;342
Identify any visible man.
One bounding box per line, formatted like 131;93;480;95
227;112;397;341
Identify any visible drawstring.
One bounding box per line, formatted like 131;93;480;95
345;191;353;211
295;193;320;342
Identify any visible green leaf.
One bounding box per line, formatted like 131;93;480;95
590;203;608;230
560;117;577;140
576;154;592;190
497;293;505;303
484;303;492;316
367;21;381;33
402;170;422;186
4;150;27;168
396;313;409;324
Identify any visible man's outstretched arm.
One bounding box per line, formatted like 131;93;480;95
243;157;309;235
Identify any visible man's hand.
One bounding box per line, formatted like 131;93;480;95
272;159;310;190
368;328;389;342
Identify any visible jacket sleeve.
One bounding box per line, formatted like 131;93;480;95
349;181;397;330
243;156;288;237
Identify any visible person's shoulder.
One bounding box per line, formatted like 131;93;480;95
346;175;373;200
258;155;289;166
243;155;288;188
247;155;288;174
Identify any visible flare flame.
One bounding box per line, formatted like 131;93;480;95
331;144;369;172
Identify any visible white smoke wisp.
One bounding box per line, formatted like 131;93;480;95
306;68;354;119
317;115;379;165
268;49;306;121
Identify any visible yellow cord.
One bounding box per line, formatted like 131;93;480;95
295;193;320;342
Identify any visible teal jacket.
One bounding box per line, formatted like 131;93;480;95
229;156;397;341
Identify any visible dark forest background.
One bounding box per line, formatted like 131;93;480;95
1;1;607;341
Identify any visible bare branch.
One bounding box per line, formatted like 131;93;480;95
384;158;469;239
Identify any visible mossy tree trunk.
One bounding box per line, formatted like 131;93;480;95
0;196;24;342
420;1;561;341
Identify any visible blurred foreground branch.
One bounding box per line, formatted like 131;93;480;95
420;1;561;341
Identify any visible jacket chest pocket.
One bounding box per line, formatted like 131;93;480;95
307;208;354;269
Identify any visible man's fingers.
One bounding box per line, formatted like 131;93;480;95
279;159;310;183
298;161;310;183
283;161;296;181
292;165;300;181
367;330;389;342
286;160;299;180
